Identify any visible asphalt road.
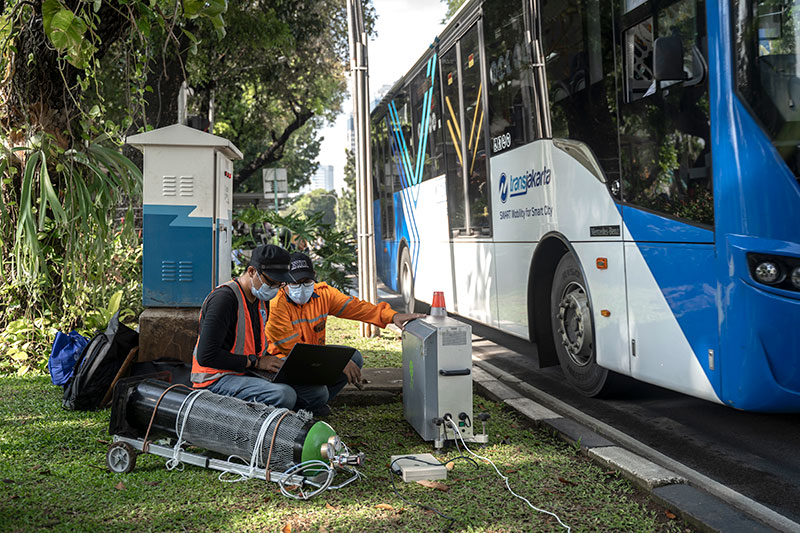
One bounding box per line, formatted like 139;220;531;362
374;288;800;525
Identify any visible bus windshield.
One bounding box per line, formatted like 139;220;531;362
735;0;800;178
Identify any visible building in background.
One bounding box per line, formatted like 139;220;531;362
344;85;394;157
299;164;335;194
346;115;356;154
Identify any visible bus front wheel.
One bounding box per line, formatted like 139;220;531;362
550;253;614;397
399;247;414;314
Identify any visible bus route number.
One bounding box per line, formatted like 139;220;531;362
493;133;512;153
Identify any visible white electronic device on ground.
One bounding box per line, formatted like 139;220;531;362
390;453;448;482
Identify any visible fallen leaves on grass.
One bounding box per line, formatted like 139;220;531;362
144;481;160;486
281;523;292;533
114;482;125;490
375;503;395;510
558;477;577;486
445;462;455;471
325;503;336;511
416;480;449;492
665;510;677;520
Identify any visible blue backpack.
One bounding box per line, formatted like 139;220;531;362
48;331;89;386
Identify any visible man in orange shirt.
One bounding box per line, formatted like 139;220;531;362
266;252;423;416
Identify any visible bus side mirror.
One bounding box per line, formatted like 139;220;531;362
653;36;688;81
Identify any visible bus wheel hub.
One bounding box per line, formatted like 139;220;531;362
557;283;593;367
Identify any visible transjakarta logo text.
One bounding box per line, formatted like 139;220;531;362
499;167;552;204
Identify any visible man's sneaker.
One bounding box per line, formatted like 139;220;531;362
313;404;332;418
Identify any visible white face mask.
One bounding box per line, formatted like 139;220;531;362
287;282;315;305
250;272;280;301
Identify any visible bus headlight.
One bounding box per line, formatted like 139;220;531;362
748;253;800;292
792;267;800;290
754;261;781;284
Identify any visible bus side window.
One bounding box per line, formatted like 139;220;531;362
542;0;621;184
441;44;467;232
380;113;396;240
619;0;713;226
624;18;655;102
484;0;538;153
410;64;443;182
460;23;491;233
371;117;381;231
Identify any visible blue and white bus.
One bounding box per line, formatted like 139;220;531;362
370;0;800;411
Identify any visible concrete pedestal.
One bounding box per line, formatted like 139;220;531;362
138;308;200;363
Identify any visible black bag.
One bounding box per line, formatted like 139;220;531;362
62;312;139;411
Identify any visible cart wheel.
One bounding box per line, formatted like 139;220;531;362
106;442;137;473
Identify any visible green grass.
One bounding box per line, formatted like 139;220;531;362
0;319;693;532
326;316;403;368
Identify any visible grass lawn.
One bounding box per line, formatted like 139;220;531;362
0;317;693;532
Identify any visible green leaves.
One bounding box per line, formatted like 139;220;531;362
42;0;97;69
233;206;357;292
85;290;124;331
183;0;227;38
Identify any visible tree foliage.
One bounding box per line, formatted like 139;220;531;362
290;189;339;227
0;0;373;371
234;206;356;292
442;0;466;20
189;0;375;191
337;148;357;240
0;0;223;334
237;120;322;194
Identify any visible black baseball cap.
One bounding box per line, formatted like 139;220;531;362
288;252;316;282
249;245;294;283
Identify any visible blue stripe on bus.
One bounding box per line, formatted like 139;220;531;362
381;52;441;284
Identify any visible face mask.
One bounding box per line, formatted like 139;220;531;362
251;273;280;301
287;282;315;305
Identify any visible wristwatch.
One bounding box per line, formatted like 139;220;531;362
248;354;259;369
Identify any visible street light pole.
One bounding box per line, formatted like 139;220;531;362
347;0;378;337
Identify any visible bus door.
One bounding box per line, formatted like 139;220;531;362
617;0;720;400
371;113;393;283
440;20;498;324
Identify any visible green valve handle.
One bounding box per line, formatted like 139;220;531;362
301;421;337;464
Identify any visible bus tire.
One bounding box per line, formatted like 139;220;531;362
550;252;616;397
398;247;414;314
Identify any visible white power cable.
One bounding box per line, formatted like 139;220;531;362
218;407;288;483
166;389;208;471
277;460;336;500
445;418;571;532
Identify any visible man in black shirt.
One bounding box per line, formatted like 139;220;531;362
191;244;296;407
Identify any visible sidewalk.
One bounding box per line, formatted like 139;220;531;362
334;362;793;533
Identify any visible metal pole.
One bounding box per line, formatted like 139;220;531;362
347;0;378;337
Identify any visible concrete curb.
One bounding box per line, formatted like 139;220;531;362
472;357;798;533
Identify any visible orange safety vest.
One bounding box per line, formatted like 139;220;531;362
265;282;397;357
191;280;267;387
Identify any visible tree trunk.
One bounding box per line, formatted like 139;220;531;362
233;108;314;189
1;0;130;147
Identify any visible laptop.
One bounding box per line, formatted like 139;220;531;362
249;343;356;386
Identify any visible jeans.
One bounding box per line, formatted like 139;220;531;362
293;350;363;413
207;373;297;409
